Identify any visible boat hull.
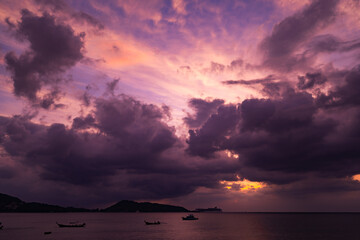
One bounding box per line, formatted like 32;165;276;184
144;221;160;225
182;217;198;220
57;223;86;228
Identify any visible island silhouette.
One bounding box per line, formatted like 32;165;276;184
0;193;190;212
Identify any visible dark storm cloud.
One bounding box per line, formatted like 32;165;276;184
5;9;84;107
71;114;95;130
0;96;213;198
317;65;360;108
186;73;360;185
0;93;242;201
222;75;277;85
297;72;327;90
187;104;240;158
260;0;339;71
261;82;286;98
184;98;224;128
34;0;105;31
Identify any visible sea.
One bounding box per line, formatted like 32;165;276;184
0;212;360;240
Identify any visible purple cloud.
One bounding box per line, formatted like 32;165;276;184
35;0;105;31
260;0;339;72
187;69;360;185
5;9;84;108
222;75;277;85
184;98;225;128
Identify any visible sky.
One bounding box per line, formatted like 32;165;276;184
1;0;360;212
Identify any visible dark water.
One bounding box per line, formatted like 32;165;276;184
1;212;360;240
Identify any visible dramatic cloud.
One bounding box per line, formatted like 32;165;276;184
187;104;240;158
187;72;360;185
0;95;182;194
1;0;360;210
5;9;84;107
0;94;241;201
297;72;327;90
260;0;339;71
317;65;360;108
184;98;224;128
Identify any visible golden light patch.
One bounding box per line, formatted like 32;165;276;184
352;174;360;182
220;175;267;192
225;150;239;159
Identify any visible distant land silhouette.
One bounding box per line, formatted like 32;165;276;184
0;193;189;212
195;207;222;212
0;193;89;212
103;200;189;212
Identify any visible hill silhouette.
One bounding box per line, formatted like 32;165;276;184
0;193;189;212
0;193;89;212
103;200;189;212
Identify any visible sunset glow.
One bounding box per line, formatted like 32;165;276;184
1;0;360;212
352;174;360;182
220;176;267;192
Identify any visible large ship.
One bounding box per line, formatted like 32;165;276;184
194;207;222;212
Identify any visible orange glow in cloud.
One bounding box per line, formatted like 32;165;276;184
220;175;267;192
225;150;239;159
352;174;360;182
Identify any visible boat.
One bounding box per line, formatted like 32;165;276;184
182;214;198;220
44;231;52;235
0;222;3;230
195;206;222;212
56;222;86;228
144;220;160;225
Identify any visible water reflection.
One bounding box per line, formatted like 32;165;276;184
0;212;359;240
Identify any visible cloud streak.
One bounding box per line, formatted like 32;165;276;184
260;0;339;72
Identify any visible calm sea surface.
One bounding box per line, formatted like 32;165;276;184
0;212;360;240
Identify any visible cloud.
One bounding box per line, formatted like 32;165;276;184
184;98;224;128
71;114;95;130
186;72;360;186
260;0;339;71
297;72;327;90
317;65;360;108
187;104;240;158
5;9;84;108
203;59;244;74
0;92;241;201
222;75;277;85
0;95;188;196
307;34;360;53
106;78;120;96
34;0;105;31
